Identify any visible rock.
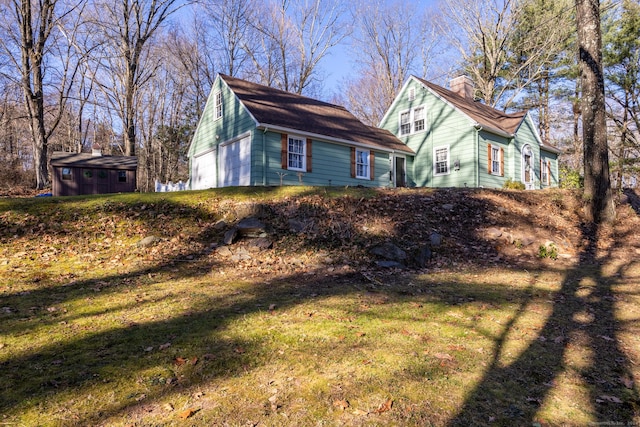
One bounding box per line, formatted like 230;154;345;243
213;220;227;230
216;246;233;257
430;233;443;247
369;242;407;262
248;237;273;250
442;204;455;211
486;228;503;239
237;217;266;237
413;246;432;268
231;247;251;262
137;236;160;247
376;260;405;269
224;228;238;245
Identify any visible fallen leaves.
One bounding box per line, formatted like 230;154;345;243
178;408;199;419
596;395;623;404
373;398;393;414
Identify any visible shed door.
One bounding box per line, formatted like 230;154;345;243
219;136;251;187
192;149;217;190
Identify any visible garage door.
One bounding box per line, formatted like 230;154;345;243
219;136;251;187
191;149;217;190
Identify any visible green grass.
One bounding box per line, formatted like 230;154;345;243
0;188;638;426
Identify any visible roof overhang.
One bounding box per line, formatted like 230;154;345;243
473;123;514;139
256;123;415;155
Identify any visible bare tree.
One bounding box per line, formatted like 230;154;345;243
577;0;615;222
197;0;253;77
0;0;86;189
89;0;184;157
439;0;573;110
247;0;349;95
340;1;439;126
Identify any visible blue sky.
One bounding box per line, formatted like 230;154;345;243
320;0;442;97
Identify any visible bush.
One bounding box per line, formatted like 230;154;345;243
559;166;583;189
503;179;526;190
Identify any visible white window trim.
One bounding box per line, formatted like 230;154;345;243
355;148;370;179
541;159;550;185
214;90;223;120
408;88;416;101
287;135;306;172
434;145;450;176
491;145;500;174
398;105;427;136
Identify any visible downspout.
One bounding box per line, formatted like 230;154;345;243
262;127;268;186
474;124;483;187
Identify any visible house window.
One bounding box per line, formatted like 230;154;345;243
491;147;500;174
414;107;425;132
434;146;449;175
356;149;370;179
118;171;127;182
288;136;306;171
62;168;72;180
400;111;411;136
214;91;223;120
541;159;550;185
488;144;504;176
399;105;427;136
408;88;415;101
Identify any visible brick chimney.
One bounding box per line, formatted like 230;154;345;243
91;143;102;156
450;76;475;100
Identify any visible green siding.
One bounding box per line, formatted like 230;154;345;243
262;131;390;187
380;78;476;187
479;132;511;189
188;77;257;186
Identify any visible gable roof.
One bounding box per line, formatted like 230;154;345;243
51;152;138;170
413;76;526;136
219;74;414;154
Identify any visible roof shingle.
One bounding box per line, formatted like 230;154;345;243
220;74;414;154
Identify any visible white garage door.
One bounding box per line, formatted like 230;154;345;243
219;136;251;187
191;149;217;190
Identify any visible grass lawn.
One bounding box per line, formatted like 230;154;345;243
1;187;638;426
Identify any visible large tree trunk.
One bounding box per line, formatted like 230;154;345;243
576;0;615;223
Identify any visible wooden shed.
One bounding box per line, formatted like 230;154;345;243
50;150;138;196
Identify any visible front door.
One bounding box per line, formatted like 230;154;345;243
522;145;534;189
392;156;406;187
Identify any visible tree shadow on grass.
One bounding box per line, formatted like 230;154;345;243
448;220;640;425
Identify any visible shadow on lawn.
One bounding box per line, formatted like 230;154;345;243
1;189;638;425
449;220;640;425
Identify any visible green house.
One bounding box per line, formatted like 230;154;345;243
188;74;559;190
379;75;560;189
188;74;414;189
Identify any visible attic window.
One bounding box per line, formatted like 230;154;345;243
408;88;415;101
214;90;223;120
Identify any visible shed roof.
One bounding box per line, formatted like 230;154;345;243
220;74;414;154
51;152;138;170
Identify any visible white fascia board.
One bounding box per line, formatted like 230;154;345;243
473;122;514;139
219;74;260;128
257;123;406;154
378;76;416;126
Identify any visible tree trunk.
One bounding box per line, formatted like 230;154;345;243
576;0;615;223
